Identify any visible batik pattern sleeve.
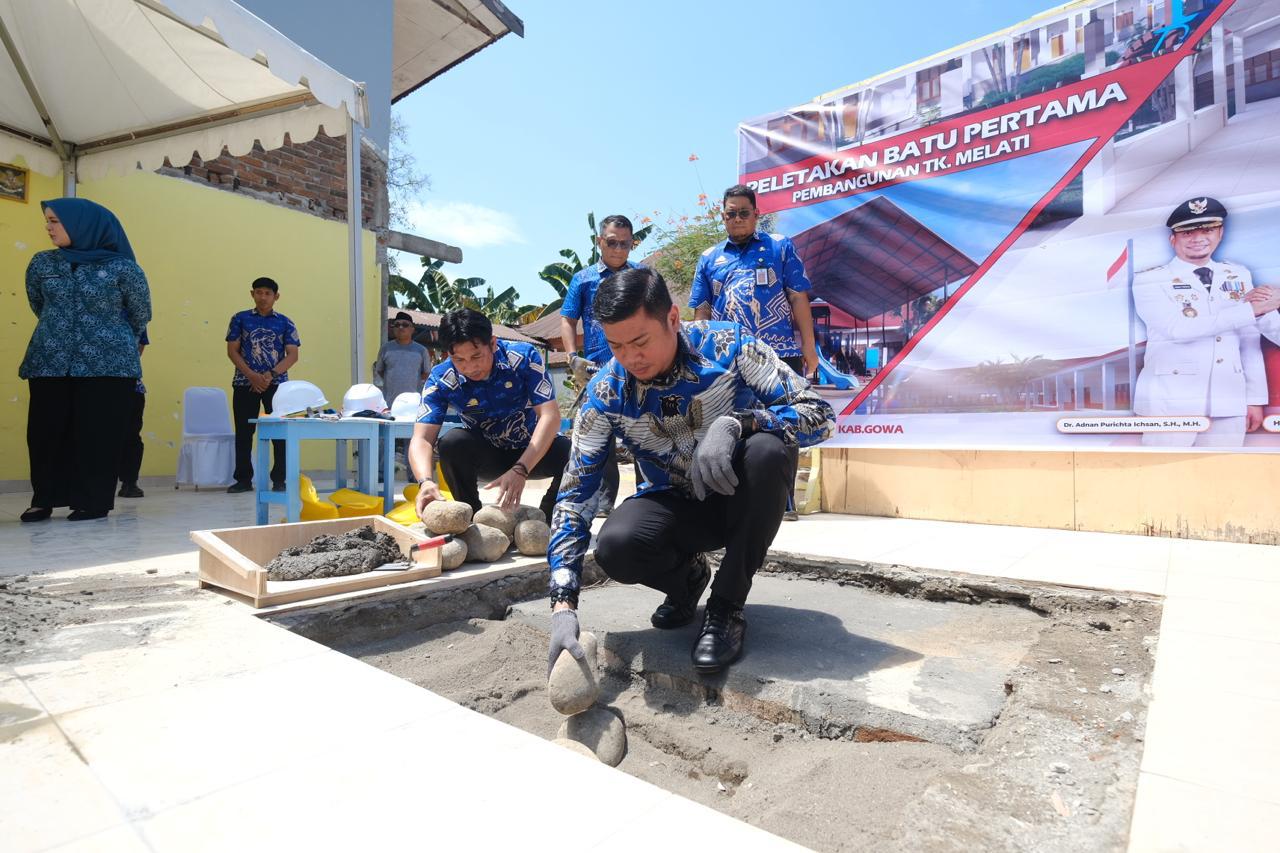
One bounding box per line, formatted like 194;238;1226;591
546;392;615;606
417;368;451;425
689;251;713;312
779;237;813;294
225;312;243;342
561;270;586;320
733;330;834;447
25;255;44;316
120;260;151;338
521;345;556;406
283;316;301;348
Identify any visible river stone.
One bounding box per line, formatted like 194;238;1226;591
461;524;509;563
514;520;551;556
421;500;472;535
440;537;467;570
514;505;546;525
473;505;516;539
548;630;598;715
551;738;599;761
557;706;627;767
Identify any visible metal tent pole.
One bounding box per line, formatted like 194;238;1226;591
346;113;365;386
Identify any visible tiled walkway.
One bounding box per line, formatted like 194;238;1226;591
2;483;1277;851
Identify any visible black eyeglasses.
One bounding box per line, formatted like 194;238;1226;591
392;322;413;328
723;209;755;220
602;239;633;250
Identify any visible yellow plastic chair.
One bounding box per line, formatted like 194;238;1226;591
383;462;453;526
330;487;384;518
298;474;339;521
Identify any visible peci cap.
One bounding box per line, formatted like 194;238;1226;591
1166;197;1227;232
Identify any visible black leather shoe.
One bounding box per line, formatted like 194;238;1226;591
651;553;710;630
118;483;144;498
20;507;52;523
691;599;746;674
67;510;109;521
271;482;286;493
226;481;253;494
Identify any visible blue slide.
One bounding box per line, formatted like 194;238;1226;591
813;344;858;390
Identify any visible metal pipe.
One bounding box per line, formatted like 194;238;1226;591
346;114;365;385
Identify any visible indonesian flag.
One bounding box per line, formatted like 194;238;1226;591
1106;244;1129;288
688;153;699;162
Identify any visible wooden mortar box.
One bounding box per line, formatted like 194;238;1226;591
192;516;442;608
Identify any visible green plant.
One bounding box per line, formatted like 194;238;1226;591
389;258;539;325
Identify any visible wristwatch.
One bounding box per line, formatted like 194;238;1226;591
731;411;757;437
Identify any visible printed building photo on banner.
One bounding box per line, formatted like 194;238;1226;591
739;0;1280;452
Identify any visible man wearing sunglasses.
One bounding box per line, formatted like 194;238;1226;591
374;311;432;411
560;214;641;514
691;186;820;381
1132;197;1280;446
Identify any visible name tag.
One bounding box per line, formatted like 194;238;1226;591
755;268;769;287
1172;284;1191;290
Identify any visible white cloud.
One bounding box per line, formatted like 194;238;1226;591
401;199;526;248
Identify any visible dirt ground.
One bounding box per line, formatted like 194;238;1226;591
344;583;1160;853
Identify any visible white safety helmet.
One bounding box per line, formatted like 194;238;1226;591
271;380;327;417
341;383;388;416
390;391;421;422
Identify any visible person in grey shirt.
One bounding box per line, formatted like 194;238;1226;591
374;311;432;404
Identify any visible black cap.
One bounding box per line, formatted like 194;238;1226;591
394;311;414;323
1166;197;1227;231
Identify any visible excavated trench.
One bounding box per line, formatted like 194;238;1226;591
273;557;1160;852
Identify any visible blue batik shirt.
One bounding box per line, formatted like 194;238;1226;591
417;340;556;449
19;251;151;380
225;309;300;387
689;232;813;358
561;260;641;364
546;321;835;605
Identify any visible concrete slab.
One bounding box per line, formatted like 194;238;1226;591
510;574;1045;750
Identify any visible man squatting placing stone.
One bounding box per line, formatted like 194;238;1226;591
409;308;570;521
546;267;835;675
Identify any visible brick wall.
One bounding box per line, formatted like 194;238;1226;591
157;128;384;228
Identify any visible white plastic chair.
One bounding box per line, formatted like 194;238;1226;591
176;387;235;489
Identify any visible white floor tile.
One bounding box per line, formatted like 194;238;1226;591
1128;772;1280;853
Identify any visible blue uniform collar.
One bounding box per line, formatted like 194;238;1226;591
724;232;763;252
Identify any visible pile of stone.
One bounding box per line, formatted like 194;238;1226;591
418;502;552;569
547;631;627;766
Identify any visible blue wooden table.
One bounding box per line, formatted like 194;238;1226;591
378;420;415;512
251;417;382;524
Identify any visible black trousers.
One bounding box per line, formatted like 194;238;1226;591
593;431;795;609
27;377;135;513
232;385;285;486
118;390;145;485
779;356;807;511
436;427;571;520
599;438;620;510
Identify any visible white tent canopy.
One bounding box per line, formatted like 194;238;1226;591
0;0;371;382
0;0;367;180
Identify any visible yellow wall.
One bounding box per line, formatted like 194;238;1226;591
820;448;1280;544
1;167;380;482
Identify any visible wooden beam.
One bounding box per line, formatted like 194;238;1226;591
385;229;463;263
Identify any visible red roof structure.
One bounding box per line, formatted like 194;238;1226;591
791;196;978;321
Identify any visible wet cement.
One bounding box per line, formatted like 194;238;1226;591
265;525;402;581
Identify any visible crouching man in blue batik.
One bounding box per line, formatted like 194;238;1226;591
546;267;834;675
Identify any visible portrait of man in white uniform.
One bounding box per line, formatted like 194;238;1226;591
1132;197;1280;447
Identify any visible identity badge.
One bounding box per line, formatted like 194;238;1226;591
755;268;769;287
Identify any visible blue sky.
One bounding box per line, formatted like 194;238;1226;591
392;0;1059;306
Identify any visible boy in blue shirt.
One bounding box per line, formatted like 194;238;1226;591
225;277;300;493
410;309;570;521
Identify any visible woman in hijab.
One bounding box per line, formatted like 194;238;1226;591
18;198;151;522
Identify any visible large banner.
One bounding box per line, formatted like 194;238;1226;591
740;0;1280;451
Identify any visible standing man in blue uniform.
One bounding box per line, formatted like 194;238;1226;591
410;309;570;520
560;214;640;513
546;268;834;675
690;184;821;518
225;277;300;493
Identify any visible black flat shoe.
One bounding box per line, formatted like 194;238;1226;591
691;599;746;674
651;553;711;630
20;507;52;523
118;483;144;498
271;482;286;493
226;481;253;494
67;510;109;521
